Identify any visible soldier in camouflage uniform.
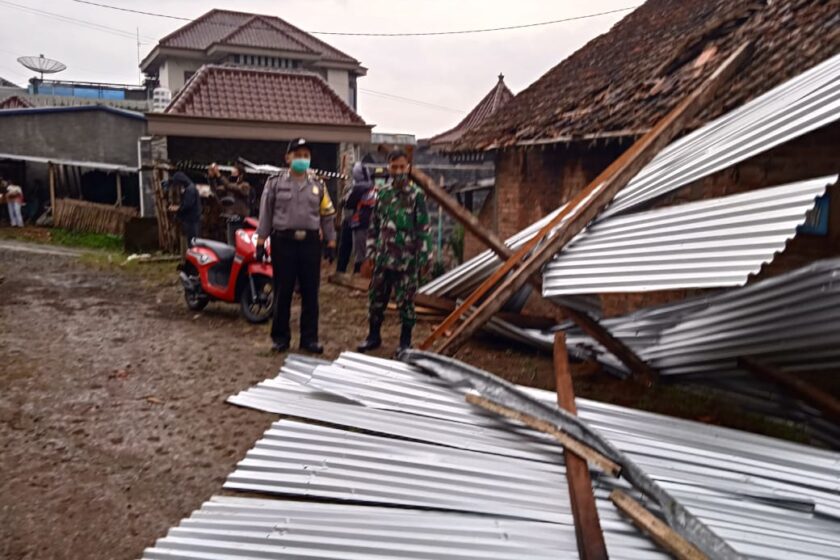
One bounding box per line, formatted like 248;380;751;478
357;150;432;354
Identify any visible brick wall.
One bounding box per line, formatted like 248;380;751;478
464;141;627;260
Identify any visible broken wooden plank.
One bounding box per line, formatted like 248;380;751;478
739;357;840;424
555;332;610;560
465;393;621;477
414;161;655;382
411;166;512;258
563;306;655;384
610;490;708;560
437;43;752;358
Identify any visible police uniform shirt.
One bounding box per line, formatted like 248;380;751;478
257;171;336;241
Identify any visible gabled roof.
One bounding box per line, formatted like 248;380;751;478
455;0;840;151
164;65;366;126
0;95;32;110
141;9;359;71
0;76;19;88
219;16;316;55
427;74;513;148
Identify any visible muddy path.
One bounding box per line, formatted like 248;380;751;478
0;241;554;559
0;244;283;559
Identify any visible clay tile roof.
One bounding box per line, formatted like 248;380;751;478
218;16;317;55
156;9;358;64
427;74;514;148
165;65;366;126
0;95;33;110
455;0;840;151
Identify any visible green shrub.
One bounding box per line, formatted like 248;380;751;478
50;228;123;252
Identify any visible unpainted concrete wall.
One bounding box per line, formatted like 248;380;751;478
0;110;146;168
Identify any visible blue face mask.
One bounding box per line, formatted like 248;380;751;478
290;158;311;173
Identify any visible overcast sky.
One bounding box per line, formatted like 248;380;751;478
0;0;634;137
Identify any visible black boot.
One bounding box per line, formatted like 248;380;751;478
357;320;382;352
396;324;413;354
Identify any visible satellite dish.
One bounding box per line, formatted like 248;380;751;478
17;54;67;80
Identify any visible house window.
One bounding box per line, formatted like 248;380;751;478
184;71;195;83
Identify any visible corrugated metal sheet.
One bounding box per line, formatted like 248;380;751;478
543;176;836;295
646;258;840;376
555;259;840;446
602;52;840;218
420;207;564;299
144;496;583;560
424;53;840;303
213;353;840;559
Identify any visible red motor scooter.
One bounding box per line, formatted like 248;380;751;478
179;218;274;323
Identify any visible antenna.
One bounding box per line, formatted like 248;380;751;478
17;54;67;80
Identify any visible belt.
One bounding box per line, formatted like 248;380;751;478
274;229;319;241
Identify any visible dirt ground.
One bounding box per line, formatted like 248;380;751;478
0;229;819;559
0;233;559;559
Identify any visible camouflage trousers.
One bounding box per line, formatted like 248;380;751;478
368;267;418;327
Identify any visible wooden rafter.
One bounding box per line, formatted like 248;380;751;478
428;43;752;359
411;163;656;382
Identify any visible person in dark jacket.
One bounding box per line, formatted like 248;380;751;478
336;162;375;273
168;171;201;249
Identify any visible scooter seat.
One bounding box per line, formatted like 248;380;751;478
192;238;236;262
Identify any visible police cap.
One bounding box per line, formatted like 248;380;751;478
286;138;312;155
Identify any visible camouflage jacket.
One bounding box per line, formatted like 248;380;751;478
366;180;432;272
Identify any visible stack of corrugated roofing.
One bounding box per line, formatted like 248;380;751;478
555;258;840;446
144;353;840;559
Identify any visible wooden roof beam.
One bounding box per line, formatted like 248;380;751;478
430;42;752;361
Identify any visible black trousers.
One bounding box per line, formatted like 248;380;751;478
181;220;200;251
270;234;321;346
336;220;353;273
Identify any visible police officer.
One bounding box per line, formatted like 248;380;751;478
256;138;337;353
357;150;432;354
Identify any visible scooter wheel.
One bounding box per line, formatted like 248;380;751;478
240;274;273;323
184;288;209;311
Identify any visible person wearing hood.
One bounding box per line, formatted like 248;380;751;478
168;171;201;249
357;150;432;354
336;162;375;274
